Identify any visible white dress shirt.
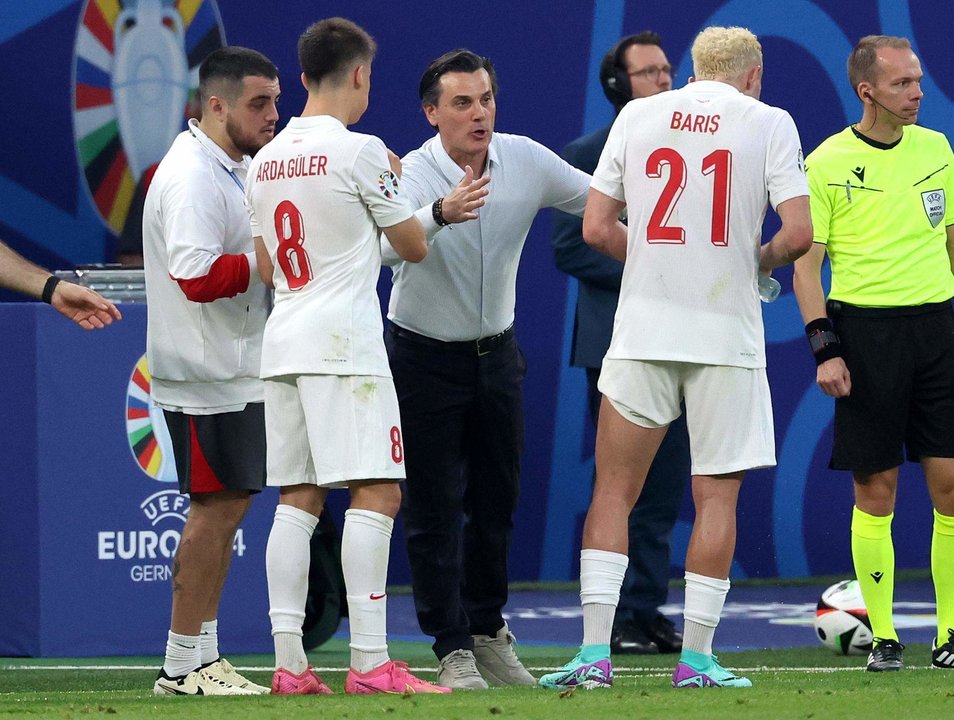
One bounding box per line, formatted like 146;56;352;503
388;132;590;341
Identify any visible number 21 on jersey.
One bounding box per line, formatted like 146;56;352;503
273;199;314;290
646;148;732;246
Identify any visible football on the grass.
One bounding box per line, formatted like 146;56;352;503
814;579;873;655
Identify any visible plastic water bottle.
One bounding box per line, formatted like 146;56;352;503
758;274;781;303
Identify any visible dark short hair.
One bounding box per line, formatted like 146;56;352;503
847;35;912;95
298;17;377;87
198;46;278;104
418;49;498;106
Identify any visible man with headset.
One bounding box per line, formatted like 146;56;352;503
551;31;688;655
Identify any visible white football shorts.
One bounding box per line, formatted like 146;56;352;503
264;374;406;488
598;358;776;475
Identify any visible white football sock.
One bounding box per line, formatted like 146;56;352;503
580;548;628;647
266;504;318;674
199;619;218;666
342;508;392;673
682;571;730;656
162;630;201;678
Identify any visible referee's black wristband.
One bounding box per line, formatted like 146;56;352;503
432;197;451;226
805;317;841;366
41;275;61;305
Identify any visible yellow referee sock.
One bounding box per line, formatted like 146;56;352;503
932;510;954;645
851;506;897;642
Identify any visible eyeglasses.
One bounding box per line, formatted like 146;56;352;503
628;65;675;82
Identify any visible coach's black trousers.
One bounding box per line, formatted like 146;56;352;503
386;322;526;660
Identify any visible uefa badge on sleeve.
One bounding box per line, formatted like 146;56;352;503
922;189;945;228
378;170;400;199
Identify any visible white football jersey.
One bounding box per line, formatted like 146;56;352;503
593;80;807;368
246;115;413;378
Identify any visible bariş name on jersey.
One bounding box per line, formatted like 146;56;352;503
255;154;328;182
670;111;720;135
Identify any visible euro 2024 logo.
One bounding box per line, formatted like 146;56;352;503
104;355;193;582
105;353;189;583
109;354;246;583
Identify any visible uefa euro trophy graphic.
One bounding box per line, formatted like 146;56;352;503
111;0;189;182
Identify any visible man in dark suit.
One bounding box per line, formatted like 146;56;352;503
551;31;688;655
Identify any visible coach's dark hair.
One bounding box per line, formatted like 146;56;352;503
848;35;912;98
298;17;377;87
198;46;278;104
418;49;498;106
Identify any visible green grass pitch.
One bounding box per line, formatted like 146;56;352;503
2;640;949;719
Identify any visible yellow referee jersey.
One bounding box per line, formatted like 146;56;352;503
806;125;954;306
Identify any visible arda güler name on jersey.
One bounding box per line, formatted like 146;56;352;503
255;154;329;182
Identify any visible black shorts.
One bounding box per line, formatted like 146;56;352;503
829;300;954;472
163;403;266;495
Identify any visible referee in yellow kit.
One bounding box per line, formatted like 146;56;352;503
794;35;954;673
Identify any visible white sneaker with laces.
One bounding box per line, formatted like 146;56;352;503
473;622;536;686
153;667;258;696
202;657;270;694
437;649;489;690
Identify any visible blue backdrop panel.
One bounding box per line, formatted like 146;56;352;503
0;306;41;655
1;305;276;656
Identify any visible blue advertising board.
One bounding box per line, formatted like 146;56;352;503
1;305;275;656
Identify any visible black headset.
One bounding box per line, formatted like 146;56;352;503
599;36;637;109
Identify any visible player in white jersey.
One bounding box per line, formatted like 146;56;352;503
145;46;279;698
540;26;812;691
246;18;485;696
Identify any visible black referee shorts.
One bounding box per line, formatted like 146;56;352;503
829;299;954;473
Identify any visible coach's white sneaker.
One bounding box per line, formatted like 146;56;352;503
473;623;536;686
153;667;258;696
202;657;270;694
437;649;489;690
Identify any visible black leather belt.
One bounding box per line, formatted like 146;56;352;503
389;323;514;357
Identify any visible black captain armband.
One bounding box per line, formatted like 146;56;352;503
41;275;61;305
805;317;841;366
432;197;451;226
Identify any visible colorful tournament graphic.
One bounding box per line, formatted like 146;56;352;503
72;0;225;234
125;354;178;483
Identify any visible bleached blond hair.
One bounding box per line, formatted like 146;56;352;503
691;26;762;81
